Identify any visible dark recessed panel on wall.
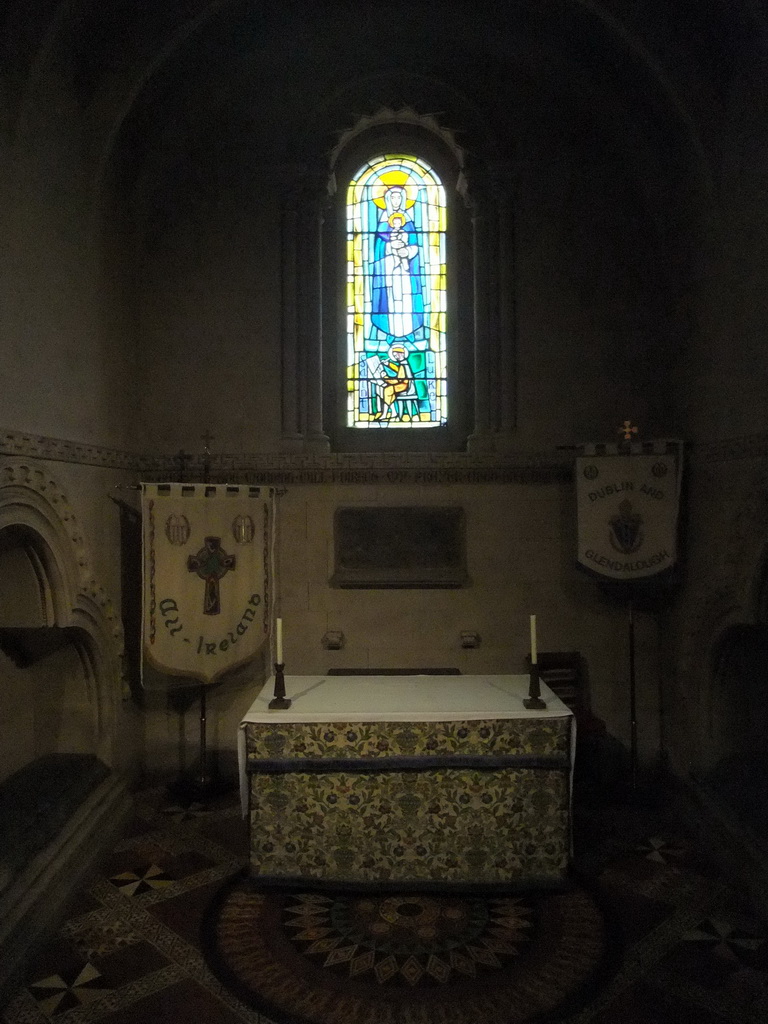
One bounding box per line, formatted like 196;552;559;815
332;506;468;588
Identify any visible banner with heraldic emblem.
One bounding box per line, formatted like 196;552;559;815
142;483;270;685
575;451;681;581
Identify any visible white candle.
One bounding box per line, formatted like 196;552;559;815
276;617;283;664
530;614;537;665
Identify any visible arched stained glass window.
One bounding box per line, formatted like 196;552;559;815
346;155;447;428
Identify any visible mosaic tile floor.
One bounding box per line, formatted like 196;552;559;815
2;782;767;1023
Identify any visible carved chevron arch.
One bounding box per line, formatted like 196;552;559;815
0;459;126;765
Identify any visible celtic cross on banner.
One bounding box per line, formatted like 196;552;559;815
187;536;236;615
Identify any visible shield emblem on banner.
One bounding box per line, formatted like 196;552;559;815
142;484;270;685
609;501;643;554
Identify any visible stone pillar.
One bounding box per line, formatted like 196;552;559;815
280;170;330;451
467;165;517;452
493;164;517;436
300;174;330;451
469;191;492;446
280;178;303;448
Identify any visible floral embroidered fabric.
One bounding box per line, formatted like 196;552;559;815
246;717;571;762
246;717;572;887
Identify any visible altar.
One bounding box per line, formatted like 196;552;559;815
238;674;574;890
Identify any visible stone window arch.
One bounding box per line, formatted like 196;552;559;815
280;106;516;454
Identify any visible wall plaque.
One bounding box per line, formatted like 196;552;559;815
332;506;468;588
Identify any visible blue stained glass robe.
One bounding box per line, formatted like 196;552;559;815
371;211;425;341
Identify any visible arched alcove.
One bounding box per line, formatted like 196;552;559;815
710;623;768;759
701;621;768;848
0;618;100;780
0;463;132;998
0;462;124;779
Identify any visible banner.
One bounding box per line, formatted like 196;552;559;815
142;484;270;685
576;450;681;582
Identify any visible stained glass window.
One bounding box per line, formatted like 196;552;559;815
346;155;447;428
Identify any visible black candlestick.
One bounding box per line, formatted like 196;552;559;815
268;663;291;709
523;664;547;709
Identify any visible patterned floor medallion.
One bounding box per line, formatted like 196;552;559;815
283;891;534;985
204;879;611;1024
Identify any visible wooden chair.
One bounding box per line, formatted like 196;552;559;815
533;652;582;711
525;651;604;732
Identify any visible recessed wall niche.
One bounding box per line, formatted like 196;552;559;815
0;462;124;779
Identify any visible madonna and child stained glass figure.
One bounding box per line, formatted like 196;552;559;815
346;155;447;428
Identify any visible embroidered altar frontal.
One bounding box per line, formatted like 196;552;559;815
242;676;573;890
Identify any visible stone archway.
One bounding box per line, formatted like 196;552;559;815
0;461;132;1000
710;623;768;761
0;460;124;779
688;534;768;853
700;621;768;852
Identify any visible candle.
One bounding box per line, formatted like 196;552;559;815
276;617;283;664
530;614;537;665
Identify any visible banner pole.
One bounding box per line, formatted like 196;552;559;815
199;683;208;791
628;598;637;791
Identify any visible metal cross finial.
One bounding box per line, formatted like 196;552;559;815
619;420;639;442
175;448;191;482
200;432;214;484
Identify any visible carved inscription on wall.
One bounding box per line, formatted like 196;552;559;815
332;506;468;588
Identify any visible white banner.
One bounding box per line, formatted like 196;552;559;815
576;452;680;581
142;484;270;685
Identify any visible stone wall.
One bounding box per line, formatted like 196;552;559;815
1;0;766;787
